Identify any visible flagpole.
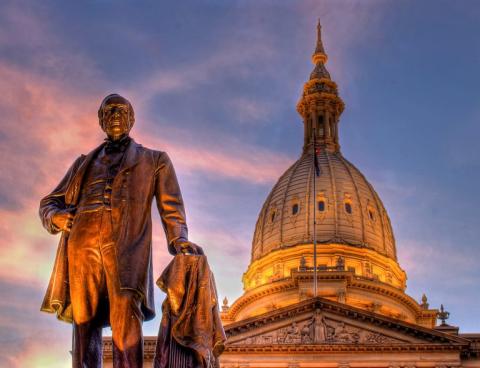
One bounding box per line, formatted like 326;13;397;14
312;127;317;298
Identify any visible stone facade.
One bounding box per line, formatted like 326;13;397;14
103;298;480;367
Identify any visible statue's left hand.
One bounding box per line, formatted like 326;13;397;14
174;240;204;255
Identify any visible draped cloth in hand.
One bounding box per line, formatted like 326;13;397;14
154;255;226;368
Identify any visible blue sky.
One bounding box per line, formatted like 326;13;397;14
0;0;479;366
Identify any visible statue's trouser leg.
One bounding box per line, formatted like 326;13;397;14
68;209;144;368
69;210;106;368
102;238;144;368
72;321;103;368
101;208;144;367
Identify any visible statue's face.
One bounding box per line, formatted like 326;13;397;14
99;95;133;141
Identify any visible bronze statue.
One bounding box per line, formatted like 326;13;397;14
40;94;203;367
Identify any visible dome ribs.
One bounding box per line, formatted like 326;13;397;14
305;153;314;240
256;181;276;260
325;150;339;239
251;148;397;260
348;158;389;257
279;158;303;245
343;156;397;260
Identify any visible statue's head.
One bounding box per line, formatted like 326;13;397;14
98;94;135;141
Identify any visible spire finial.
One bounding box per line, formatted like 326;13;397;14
297;21;344;153
437;304;450;326
312;19;328;64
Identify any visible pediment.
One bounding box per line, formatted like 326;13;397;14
225;297;468;348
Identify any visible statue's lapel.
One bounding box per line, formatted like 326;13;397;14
65;143;105;205
118;139;141;173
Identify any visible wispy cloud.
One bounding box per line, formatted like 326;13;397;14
140;129;292;184
226;97;273;124
129;25;277;108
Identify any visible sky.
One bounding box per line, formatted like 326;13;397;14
0;0;479;366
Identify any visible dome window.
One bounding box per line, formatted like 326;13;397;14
345;202;352;214
292;203;299;215
368;209;375;221
318;200;325;212
270;210;276;223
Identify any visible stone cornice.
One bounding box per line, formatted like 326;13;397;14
223;343;464;354
348;277;423;317
228;268;429;323
101;328;479;361
224;297;469;346
227;279;297;318
243;243;407;291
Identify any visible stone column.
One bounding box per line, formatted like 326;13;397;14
333;113;339;145
324;109;331;139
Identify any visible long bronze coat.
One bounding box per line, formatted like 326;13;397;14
155;255;226;368
40;139;188;323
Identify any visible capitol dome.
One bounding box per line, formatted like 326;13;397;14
251;150;397;262
221;22;437;329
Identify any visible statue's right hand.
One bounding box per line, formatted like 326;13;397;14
52;208;76;232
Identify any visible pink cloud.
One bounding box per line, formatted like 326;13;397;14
0;56;292;292
6;338;71;368
151;135;292;184
0;60;105;287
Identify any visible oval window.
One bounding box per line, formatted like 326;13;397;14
318;200;325;212
345;202;352;214
292;203;299;215
271;210;276;223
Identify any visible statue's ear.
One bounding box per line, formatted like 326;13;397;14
128;104;135;128
98;107;104;127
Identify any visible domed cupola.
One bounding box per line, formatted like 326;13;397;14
250;21;396;262
222;22;438;330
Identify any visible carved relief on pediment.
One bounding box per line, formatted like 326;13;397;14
230;309;403;346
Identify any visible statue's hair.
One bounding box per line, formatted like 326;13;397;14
98;93;135;128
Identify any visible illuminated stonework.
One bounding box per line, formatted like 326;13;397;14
225;243;436;328
222;20;435;329
217;20;480;368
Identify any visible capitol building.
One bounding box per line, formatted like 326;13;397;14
104;23;480;368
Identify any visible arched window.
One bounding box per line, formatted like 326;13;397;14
292;203;299;215
318;115;324;137
270;210;276;223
